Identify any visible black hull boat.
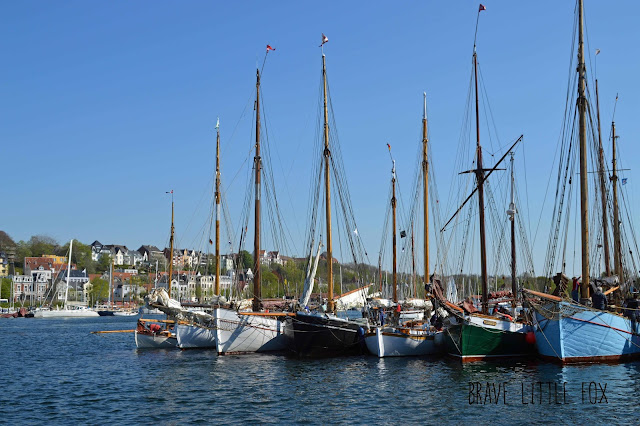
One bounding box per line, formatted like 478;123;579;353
284;312;366;358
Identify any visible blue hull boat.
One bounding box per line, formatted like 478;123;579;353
525;290;640;363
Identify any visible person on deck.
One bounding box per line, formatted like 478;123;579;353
592;286;608;310
571;276;580;302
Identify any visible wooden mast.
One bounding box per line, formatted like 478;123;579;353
595;79;611;276
168;196;174;298
253;69;262;312
611;121;622;280
473;49;489;315
110;258;115;307
391;159;397;303
215;119;221;296
577;0;591;301
508;153;517;316
422;92;430;293
322;53;335;313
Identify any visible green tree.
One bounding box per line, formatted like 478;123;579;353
0;231;16;251
96;254;112;274
238;250;253;269
1;277;11;300
29;235;59;257
15;241;31;268
89;278;110;305
58;240;96;274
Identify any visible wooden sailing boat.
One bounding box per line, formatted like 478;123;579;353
364;94;445;357
212;68;288;354
524;2;640;362
176;119;222;349
439;5;534;361
135;195;178;349
283;40;366;358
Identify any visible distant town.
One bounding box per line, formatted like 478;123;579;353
0;231;366;307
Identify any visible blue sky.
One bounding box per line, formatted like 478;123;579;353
2;1;639;277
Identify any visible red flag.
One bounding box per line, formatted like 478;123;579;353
479;4;486;12
387;143;391;150
266;45;276;52
319;33;329;47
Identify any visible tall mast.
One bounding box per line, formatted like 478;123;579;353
253;69;262;312
215;119;221;296
611;121;622;280
595;79;611;276
63;239;73;309
508;153;517;316
322;54;335;313
391;160;397;303
577;0;591;301
474;49;489;315
422;92;430;292
168;196;174;298
111;259;115;307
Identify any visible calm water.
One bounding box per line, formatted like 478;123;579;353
1;317;638;425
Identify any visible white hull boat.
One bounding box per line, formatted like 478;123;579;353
214;307;287;354
34;307;99;318
113;310;138;317
176;323;217;349
134;330;177;349
364;325;444;357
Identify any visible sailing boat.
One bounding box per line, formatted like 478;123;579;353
364;94;444;357
439;5;534;361
135;195;178;349
524;0;640;363
283;39;367;358
176;118;225;349
34;239;99;318
211;68;289;354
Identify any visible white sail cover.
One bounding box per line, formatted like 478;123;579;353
334;284;373;310
445;277;458;303
300;242;323;308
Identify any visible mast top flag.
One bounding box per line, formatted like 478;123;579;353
320;33;329;54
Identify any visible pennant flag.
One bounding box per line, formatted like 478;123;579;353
353;228;358;236
595;49;601;55
320;33;329;47
387;143;391;151
166;190;173;194
479;4;486;12
209;239;213;245
266;44;276;52
400;230;407;238
216;117;220;129
622;178;628;185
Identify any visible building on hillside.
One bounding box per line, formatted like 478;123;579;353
90;241;106;261
0;251;8;277
57;269;90;293
24;256;63;274
137;245;164;266
163;248;183;269
195;272;234;302
258;250;286;266
12;274;49;302
123;249;143;266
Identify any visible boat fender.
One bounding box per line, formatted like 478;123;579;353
525;331;536;345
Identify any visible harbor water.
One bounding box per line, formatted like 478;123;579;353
2;317;638;424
